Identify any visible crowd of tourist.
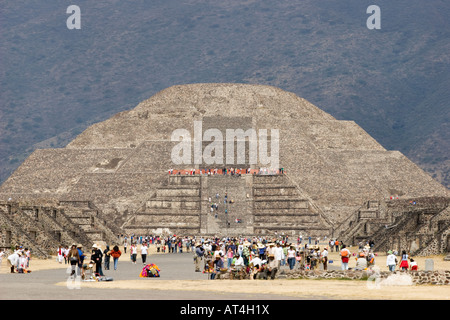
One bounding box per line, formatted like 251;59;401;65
53;233;418;280
1;233;417;279
193;237;326;280
117;234;417;277
167;167;285;176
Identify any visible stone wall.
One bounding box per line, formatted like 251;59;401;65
335;197;450;257
0;200;119;258
279;269;450;285
213;268;450;285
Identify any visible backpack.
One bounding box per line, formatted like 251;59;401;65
341;250;348;257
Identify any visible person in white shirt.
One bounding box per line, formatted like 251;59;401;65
234;254;245;271
63;246;69;265
329;240;335;252
0;249;4;271
24;249;31;268
287;246;296;270
238;243;244;257
130;244;138;264
274;243;284;268
409;258;418;271
386;250;397;272
7;252;20;273
57;245;64;264
321;247;329;270
141;243;148;265
203;241;212;255
18;254;28;272
250;256;262;268
266;243;275;257
123;239;128;253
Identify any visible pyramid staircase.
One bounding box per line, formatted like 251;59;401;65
0;202;52;257
335;197;450;256
122;175;203;235
333;200;388;244
252;174;331;236
58;200;119;246
0;200;119;257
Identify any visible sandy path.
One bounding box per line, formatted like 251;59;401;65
54;278;450;300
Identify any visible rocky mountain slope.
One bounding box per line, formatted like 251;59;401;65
1;0;449;188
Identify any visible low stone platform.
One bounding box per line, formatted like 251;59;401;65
277;269;450;285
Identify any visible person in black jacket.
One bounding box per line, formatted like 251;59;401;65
103;245;111;270
91;244;104;276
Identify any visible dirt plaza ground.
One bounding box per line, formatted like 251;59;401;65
1;244;449;300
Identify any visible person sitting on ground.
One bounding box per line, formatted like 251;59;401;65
367;251;375;267
233;253;245;272
210;253;224;280
264;254;278;280
249;255;263;279
355;252;368;270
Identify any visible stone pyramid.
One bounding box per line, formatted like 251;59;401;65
1;83;448;236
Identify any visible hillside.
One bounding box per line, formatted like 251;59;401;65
0;0;449;188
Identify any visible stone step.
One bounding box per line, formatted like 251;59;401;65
252;175;288;184
159;184;200;189
168;175;201;185
70;217;94;225
156;188;200;198
139;210;201;215
254;212;316;217
123;224;200;229
134;212;200;219
254;225;330;231
146;200;201;209
254;199;309;209
254;208;311;214
253;219;320;226
253;195;307;201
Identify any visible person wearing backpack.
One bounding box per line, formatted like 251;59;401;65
340;245;351;270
